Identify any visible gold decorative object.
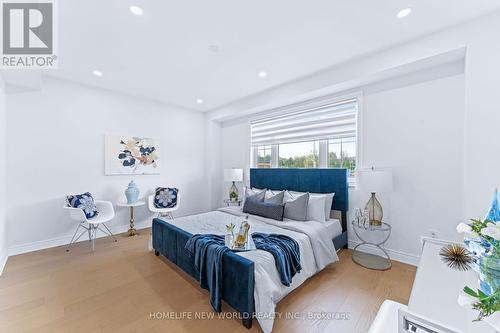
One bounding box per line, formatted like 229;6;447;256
234;218;250;249
365;193;383;226
439;244;474;271
357;167;393;227
224;169;243;202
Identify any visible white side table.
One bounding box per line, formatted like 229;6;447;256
117;201;145;236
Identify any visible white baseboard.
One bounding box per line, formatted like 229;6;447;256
8;221;152;257
0;251;8;276
348;240;420;266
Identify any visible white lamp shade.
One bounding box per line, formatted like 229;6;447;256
357;168;393;193
224;169;243;182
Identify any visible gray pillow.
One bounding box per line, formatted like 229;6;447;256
265;191;284;205
242;199;284;221
284;193;310;221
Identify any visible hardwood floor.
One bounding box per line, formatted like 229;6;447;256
0;230;416;333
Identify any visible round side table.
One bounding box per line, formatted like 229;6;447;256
117;201;145;236
351;221;392;270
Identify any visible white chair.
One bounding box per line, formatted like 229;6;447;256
148;191;180;219
63;200;117;252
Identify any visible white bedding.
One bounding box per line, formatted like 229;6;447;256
160;207;339;333
324;218;343;240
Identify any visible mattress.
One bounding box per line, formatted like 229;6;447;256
323;218;342;239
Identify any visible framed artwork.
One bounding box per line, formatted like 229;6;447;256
105;134;160;175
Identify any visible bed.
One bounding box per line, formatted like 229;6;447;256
152;168;349;332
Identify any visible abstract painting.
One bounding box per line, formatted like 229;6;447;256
105;134;160;175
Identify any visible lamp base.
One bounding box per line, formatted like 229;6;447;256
229;181;239;202
365;192;383;226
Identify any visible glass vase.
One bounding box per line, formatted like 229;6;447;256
478;253;500;296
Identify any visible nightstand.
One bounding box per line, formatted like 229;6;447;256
351;220;392;270
224;199;242;206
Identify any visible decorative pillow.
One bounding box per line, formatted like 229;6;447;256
243;199;284;221
264;191;284;205
323;193;335;220
306;195;326;222
289;191;335;221
264;189;279;199
154;187;179;208
244;187;266;202
66;192;98;219
284;192;309;221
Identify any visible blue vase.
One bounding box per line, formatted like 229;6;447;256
478;253;500;296
125;180;140;204
485;189;500;222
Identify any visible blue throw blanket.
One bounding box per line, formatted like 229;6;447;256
185;234;228;312
251;232;302;287
185;232;301;312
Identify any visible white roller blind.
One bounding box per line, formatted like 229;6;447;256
251;98;358;146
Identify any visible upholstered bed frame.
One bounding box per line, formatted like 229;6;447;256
152;168;349;329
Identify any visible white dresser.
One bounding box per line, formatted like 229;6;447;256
370;238;498;333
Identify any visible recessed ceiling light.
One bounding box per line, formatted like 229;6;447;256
258;71;268;78
92;70;103;77
196;98;204;104
397;7;412;19
129;5;143;16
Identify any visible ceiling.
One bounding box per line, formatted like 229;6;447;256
47;0;500;111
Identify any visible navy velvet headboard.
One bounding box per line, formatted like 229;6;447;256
250;168;349;231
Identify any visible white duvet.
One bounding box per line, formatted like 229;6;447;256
161;207;339;333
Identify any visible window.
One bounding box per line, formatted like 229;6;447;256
278;141;320;168
328;138;356;176
251;95;360;183
256;145;272;168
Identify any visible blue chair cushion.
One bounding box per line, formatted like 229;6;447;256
154;187;179;208
66;192;98;219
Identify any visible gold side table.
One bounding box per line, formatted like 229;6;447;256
117;201;145;236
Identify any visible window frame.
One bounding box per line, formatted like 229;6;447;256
250;92;364;187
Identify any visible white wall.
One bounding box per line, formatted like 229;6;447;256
462;23;500;220
6;77;208;254
220;121;251;199
0;77;7;273
218;73;465;263
204;116;223;210
210;12;500;265
355;74;465;257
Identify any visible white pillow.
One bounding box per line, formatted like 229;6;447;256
264;189;278;199
323;193;335;220
283;190;294;203
243;186;266;204
306;195;326;222
290;191;335;221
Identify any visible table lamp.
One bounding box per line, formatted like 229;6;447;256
224;168;243;202
357;167;393;226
